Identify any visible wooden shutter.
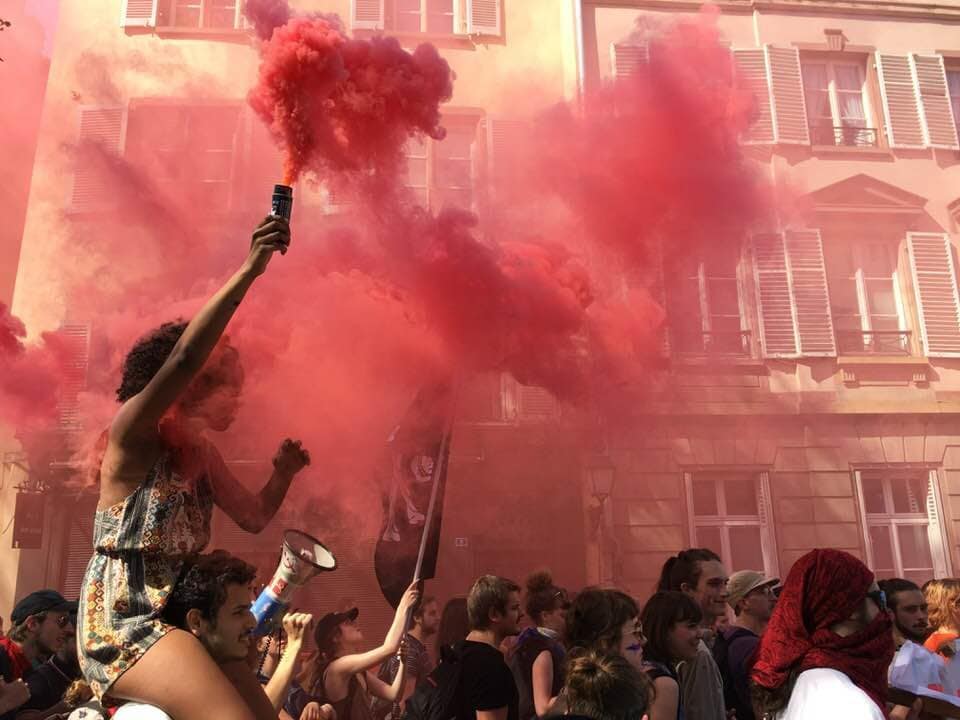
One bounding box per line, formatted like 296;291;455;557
752;234;799;357
61;499;97;599
121;0;157;27
766;46;810;145
907;232;960;357
610;42;649;80
466;0;501;37
57;324;90;432
485;117;527;193
914;54;960;150
784;229;836;356
876;53;925;149
732;48;775;144
351;0;384;30
71;107;125;212
517;382;557;419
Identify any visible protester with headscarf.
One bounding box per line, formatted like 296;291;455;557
749;549;916;720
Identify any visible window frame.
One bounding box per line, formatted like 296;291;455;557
683;471;778;577
402;113;480;211
854;468;951;580
825;239;910;354
393;0;460;35
800;55;877;147
168;0;243;30
668;250;750;357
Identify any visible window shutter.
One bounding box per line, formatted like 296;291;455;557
907;232;960;357
466;0;501;37
766;46;810;145
876;53;925;149
351;0;384;30
71;107;125;212
610;41;649;80
784;229;836;356
913;54;960;150
120;0;157;27
485;117;527;192
57;324;90;433
61;499;97;598
517;382;557;419
926;471;951;577
732;48;775;144
752;233;799;357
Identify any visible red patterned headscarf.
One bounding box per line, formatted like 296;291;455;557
750;548;894;710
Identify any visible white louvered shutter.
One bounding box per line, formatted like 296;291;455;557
733;48;775;144
610;42;649;80
121;0;157;27
766;46;810;145
485;117;527;193
913;55;960;150
876;53;925;148
466;0;501;37
907;232;960;356
752;233;798;357
785;229;836;356
517;382;557;419
351;0;384;30
926;472;950;577
57;324;90;433
71;107;125;212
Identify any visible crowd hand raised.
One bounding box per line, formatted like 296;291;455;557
301;702;337;720
245;216;291;277
282;612;314;647
273;439;311;475
399;581;422;613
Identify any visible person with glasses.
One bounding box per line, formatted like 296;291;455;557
713;571;778;720
640;591;703;720
508;571;570;720
0;590;77;719
750;549;916;720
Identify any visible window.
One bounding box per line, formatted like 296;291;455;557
684;472;777;576
857;471;950;585
824;240;908;354
394;0;455;34
667;246;748;355
159;0;242;29
125;103;241;212
403;119;476;210
801;59;877;146
948;69;960;136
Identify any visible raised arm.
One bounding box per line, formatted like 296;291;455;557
206;438;310;533
364;651;407;702
264;613;313;712
325;584;419;689
110;217;290;447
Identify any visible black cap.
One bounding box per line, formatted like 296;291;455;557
313;607;359;649
11;590;78;626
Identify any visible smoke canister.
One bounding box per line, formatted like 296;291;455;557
271;184;293;221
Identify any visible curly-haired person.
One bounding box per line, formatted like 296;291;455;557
78;217;312;720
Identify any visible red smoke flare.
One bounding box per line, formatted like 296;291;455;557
247;9;452;184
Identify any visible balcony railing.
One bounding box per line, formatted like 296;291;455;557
810;124;879;148
675;330;752;357
836;329;912;355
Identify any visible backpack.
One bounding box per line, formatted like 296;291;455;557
402;641;466;720
711;627;756;716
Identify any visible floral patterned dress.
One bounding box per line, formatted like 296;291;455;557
78;443;215;699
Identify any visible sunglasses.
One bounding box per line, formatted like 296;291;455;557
867;590;888;614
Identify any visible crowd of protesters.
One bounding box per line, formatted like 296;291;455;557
2;546;949;720
1;219;949;720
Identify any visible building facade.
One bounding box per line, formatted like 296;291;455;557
5;0;960;628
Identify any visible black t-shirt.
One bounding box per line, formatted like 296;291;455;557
456;640;519;720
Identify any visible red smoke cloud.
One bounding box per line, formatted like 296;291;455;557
2;5;774;549
246;5;452;184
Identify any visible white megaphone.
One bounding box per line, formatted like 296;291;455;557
251;529;337;636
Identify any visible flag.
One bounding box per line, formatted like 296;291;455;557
374;381;454;609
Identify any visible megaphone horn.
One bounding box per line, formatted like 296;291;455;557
251;529;337;636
